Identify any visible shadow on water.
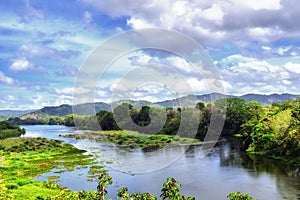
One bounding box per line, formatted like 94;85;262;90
210;137;300;200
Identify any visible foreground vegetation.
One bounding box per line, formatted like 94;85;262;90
46;171;255;200
0;137;98;199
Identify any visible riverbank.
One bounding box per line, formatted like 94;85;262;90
246;149;300;167
231;135;300;166
0;137;102;199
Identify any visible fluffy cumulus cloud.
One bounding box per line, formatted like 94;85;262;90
217;54;300;94
284;62;300;73
9;58;46;73
81;0;300;51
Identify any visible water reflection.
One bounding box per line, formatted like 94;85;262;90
215;137;300;200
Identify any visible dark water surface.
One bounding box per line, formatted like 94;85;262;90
22;125;300;200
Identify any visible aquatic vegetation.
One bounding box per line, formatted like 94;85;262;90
0;137;98;199
64;130;200;150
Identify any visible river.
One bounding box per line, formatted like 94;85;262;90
21;125;300;200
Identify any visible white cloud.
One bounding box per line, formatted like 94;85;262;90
81;0;300;50
284;62;300;73
0;71;16;85
8;95;15;101
129;53;199;76
248;27;283;42
217;54;300;94
127;17;155;29
282;80;292;85
277;46;291;55
200;4;224;24
231;0;281;10
9;58;46;73
262;46;272;51
55;87;92;96
54;95;73;106
166;56;193;74
32;94;43;108
9;58;33;72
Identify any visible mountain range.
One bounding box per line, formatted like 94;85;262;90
1;93;299;118
0;109;36;117
157;93;300;107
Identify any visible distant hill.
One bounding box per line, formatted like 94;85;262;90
26;102;111;117
240;93;299;104
155;93;300;107
0;109;36;117
16;93;300;119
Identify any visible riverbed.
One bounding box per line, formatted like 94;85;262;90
21;125;300;200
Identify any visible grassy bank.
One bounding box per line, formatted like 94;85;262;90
64;130;201;149
0;137;102;199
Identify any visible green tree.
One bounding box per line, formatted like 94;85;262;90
214;98;255;136
196;102;205;110
97;110;119;131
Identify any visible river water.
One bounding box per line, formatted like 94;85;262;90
21;125;300;200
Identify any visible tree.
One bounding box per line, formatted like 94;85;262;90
196;102;205;110
64;114;75;126
214;98;254;136
97;110;119;130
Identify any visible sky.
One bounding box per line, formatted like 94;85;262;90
1;0;300;110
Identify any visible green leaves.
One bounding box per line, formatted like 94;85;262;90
227;192;255;200
160;177;195;200
241;98;300;160
0;121;25;139
97;172;113;199
117;188;157;200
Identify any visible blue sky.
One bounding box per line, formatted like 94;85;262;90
1;0;300;110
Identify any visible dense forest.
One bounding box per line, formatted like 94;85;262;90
6;97;300;162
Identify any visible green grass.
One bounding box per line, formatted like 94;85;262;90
65;130;200;150
0;137;100;199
